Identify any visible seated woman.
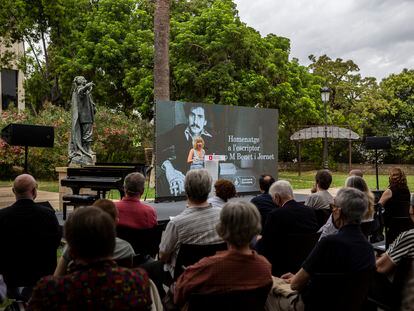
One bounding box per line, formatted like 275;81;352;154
54;199;135;277
187;137;205;170
207;179;237;208
29;207;151;310
174;201;272;307
319;175;375;240
379;167;411;209
379;167;411;245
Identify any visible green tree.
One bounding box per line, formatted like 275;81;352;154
379;69;414;162
0;0;91;110
54;0;155;116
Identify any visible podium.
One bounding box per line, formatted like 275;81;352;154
204;155;226;187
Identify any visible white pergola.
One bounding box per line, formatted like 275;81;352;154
290;126;360;175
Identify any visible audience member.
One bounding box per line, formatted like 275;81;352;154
116;172;157;229
319;175;375;240
379;167;411;212
29;207;151;310
159;169;223;276
379;167;411;245
174;201;272;307
54;199;135;276
0;174;61;300
256;180;319;276
305;169;334;209
208;179;236;208
251;174;277;231
279;188;375;309
349;169;364;177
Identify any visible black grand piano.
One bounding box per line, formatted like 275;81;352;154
61;163;148;199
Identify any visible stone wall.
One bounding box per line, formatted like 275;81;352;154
279;162;414;175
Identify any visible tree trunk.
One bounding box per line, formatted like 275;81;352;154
154;0;170;101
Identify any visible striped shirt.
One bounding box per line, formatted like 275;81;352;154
159;205;223;274
387;228;414;264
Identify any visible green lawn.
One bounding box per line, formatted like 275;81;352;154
1;171;413;196
279;171;414;191
0;180;60;192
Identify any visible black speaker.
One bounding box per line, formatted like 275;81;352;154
364;136;391;150
1;123;54;147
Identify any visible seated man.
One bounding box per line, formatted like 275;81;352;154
54;199;135;276
116;172;157;229
279;187;375;309
174;201;272;308
159;169;223;276
305;170;334;210
256;180;319;276
29;207;152;310
0;174;61;299
251;174;276;231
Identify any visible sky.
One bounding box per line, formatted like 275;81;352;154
233;0;414;81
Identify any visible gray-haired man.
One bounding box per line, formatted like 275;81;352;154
159;169;223;275
256;180;319;276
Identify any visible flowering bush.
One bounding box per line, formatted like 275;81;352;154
0;104;153;179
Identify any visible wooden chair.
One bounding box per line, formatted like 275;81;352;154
187;283;272;311
303;269;373;311
116;224;164;258
173;243;227;280
271;232;320;277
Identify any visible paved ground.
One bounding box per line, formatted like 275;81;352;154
0;187;60;210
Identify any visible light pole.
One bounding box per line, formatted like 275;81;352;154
320;86;330;169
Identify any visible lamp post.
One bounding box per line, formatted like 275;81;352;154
320;86;330;169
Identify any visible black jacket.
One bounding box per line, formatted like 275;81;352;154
0;199;61;287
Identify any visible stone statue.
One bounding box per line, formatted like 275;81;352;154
68;76;96;166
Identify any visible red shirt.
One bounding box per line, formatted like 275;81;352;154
116;197;157;229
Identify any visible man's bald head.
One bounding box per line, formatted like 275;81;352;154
13;174;37;200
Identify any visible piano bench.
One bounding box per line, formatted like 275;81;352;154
62;194;99;220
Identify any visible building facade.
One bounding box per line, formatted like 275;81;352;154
0;40;25;113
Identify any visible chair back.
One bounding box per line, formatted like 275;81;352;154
394;258;414;306
368;258;414;310
116;224;164;258
187;283;272;311
382;200;413;247
313;209;331;227
272;232;320;276
360;220;379;239
304;269;373;311
174;243;227;280
385;216;414;248
114;255;134;268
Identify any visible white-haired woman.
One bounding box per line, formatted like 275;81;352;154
174;201;272;307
